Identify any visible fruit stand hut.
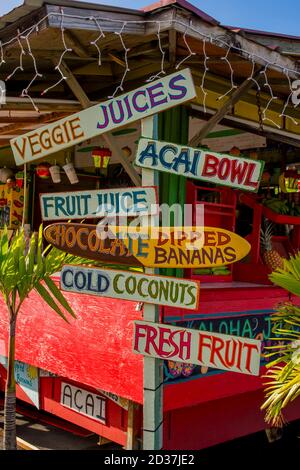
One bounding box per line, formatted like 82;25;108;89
0;0;300;449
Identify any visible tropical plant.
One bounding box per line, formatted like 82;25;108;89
261;251;300;427
0;225;88;450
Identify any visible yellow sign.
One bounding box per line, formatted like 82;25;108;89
107;226;251;268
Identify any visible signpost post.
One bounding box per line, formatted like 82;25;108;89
140;115;163;450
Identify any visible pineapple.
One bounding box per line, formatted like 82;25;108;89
260;222;284;271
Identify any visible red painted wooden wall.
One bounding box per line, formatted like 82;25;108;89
0;276;143;404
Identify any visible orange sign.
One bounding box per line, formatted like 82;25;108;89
108;226;251;268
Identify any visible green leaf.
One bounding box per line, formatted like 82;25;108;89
43;276;76;319
35;282;69;323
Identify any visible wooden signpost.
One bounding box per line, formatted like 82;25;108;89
43;223;143;266
44;223;250;269
40;186;158;221
135;138;265;192
60;265;200;311
11;69;196;165
133;321;262;376
109;225;251;268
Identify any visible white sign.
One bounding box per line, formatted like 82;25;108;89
61;382;106;423
133;321;261;376
61;265;200;311
135;138;265;192
40;186;158;220
11;69;196;165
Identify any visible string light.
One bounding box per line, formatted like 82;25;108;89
146;22;166;82
175;26;196;69
108;22;130;99
217;46;237;100
260;63;281;129
280;69;299;126
6;31;25;81
200;38;209;113
90;16;105;66
20;29;43;112
247;55;261;91
0;10;298;125
0;41;5;67
41;9;72;96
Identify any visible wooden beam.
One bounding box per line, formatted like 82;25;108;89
60;60;142;186
189;68;263;147
190;105;300;148
0;112;67;135
72;62;112;76
64;30;90;58
58;60;91;109
168;30;177;67
0;117;42;123
126;401;134;450
108;52;126;68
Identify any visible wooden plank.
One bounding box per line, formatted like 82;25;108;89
43;223;142;267
188;69;262;147
46;4;145;34
134;320;262;376
108;53;126;68
126;401;134;450
59;60;91;109
64;30;90;58
168;30;177;67
72;62;112;76
0;112;67;135
110;225;251;268
60;265;200;311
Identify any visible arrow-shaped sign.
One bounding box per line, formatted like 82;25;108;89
44;223;250;269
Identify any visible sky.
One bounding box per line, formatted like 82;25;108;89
0;0;299;36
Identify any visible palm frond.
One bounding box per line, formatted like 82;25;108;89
261;292;300;426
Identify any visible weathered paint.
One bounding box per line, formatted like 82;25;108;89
0;356;39;408
133;320;261;376
11;69;196;164
135;138;265;192
40;186;158;221
61;381;106;423
0;279;144;403
110;226;251;268
43;223;143;267
60;265;200;311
